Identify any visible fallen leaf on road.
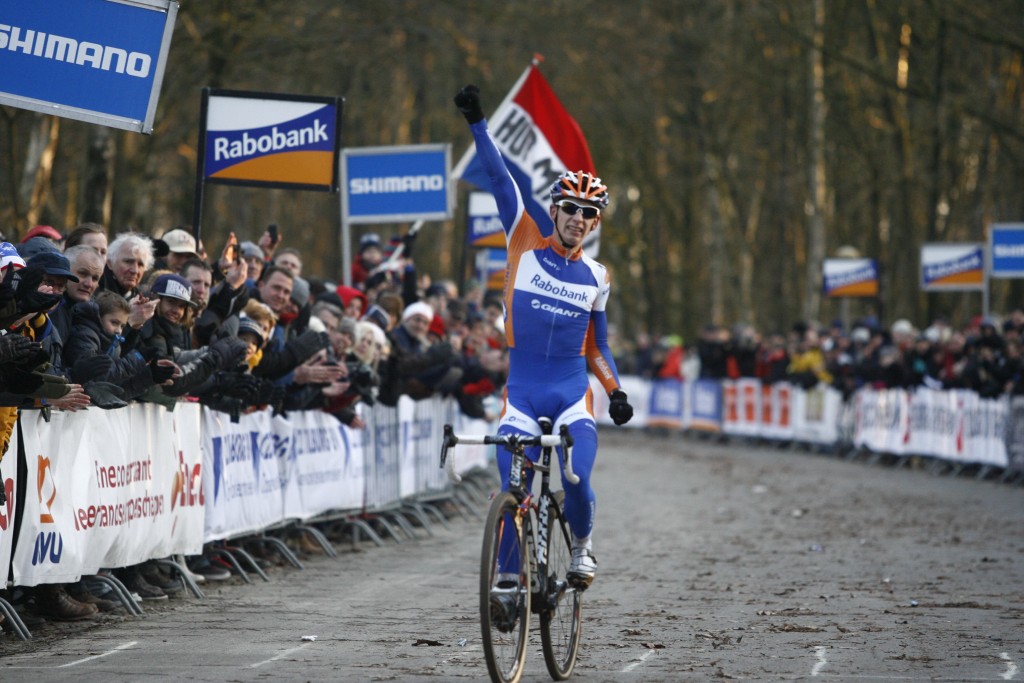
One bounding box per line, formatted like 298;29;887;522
413;639;444;647
640;642;666;649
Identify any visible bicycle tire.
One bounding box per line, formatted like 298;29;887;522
540;490;582;680
480;491;531;683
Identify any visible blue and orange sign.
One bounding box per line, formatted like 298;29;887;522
201;89;342;192
920;243;984;291
823;258;879;298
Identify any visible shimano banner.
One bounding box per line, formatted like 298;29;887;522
0;0;178;133
342;144;452;224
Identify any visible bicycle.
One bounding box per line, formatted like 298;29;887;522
440;418;584;683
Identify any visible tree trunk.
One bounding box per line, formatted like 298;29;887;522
803;0;827;324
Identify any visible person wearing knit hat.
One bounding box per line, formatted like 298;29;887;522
290;276;311;308
239;240;265;283
401;301;433;325
335;284;369;319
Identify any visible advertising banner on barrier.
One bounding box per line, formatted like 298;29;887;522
0;0;178;133
648;379;685;429
854;388;909;455
0;437;17;580
723;379;761;437
1006;397;1024;473
959;391;1008;467
760;382;794;440
792;386;841;445
689;380;723;432
12;404;204;586
282;410;363;519
920;243;985;291
202;408;284;542
398;397;417;499
201;88;343;192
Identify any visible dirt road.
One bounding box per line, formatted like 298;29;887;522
1;429;1021;681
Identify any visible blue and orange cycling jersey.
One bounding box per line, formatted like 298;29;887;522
468;120;621;404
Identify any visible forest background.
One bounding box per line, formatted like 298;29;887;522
2;0;1024;342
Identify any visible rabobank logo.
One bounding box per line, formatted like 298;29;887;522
204;94;339;187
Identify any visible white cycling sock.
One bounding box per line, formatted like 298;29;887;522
571;535;592;552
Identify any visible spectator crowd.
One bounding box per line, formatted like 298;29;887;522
0;221;509;624
619;311;1024;401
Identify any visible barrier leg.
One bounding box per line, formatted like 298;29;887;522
399;504;434;537
92;573;144;616
259;535;304;569
294;525;338;558
0;596;31;640
206;548;251;583
345;517;386;547
153;558;205;599
222;545;271;582
370;514;407;543
418;500;453;530
453;489;483;520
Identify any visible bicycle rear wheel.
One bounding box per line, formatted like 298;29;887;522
480;491;531;683
540;491;582;680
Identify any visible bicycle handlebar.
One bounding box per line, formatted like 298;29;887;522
440;423;578;485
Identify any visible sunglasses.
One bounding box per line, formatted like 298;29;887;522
557;200;600;220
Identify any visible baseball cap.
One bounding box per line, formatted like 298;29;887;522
150;273;195;305
22;225;63;243
27;250;79;282
161;228;198;254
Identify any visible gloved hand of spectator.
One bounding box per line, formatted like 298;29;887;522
287;330;331;363
256;379;287;416
217;371;260;403
14;266;62;316
608;389;634;426
205;336;249;370
71;354;113;384
83;381;127;410
133;346;161;364
454;85;485;124
148;358;177;385
0;334;40;365
1;367;44;395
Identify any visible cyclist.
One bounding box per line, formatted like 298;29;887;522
454;85;634;593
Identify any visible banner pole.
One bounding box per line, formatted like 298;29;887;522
191;88;210;244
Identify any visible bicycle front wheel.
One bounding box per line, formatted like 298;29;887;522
480;491;531;683
540;491;582;680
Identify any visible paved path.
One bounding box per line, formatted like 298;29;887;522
1;430;1021;681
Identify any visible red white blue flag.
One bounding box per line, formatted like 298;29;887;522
453;60;601;255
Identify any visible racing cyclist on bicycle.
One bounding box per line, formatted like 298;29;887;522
454;84;634;591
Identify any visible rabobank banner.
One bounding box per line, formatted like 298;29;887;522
920;242;985;291
822;258;879;298
201;89;342;192
989;223;1024;279
342;144;452;224
467;191;505;248
0;0;178;133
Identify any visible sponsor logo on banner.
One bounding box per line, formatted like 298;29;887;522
920;243;984;290
990;223;1024;278
0;0;178;133
823;258;879;297
171;450;203;510
0;477;13;530
467;192;505;248
33;455;62;566
204;93;340;188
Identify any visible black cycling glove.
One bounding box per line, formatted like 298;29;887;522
454;85;484;124
608;389;633;426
